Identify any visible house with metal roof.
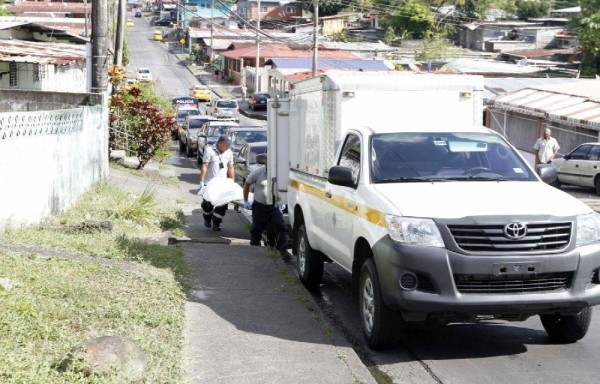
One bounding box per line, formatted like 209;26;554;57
486;80;600;156
221;43;357;91
0;21;87;92
265;58;393;96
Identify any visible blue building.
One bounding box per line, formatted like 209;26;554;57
180;0;230;27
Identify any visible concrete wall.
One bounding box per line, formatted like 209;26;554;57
0;61;86;93
0;91;107;230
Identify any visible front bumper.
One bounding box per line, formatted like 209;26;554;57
372;236;600;319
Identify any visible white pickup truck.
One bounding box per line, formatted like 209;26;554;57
266;71;600;349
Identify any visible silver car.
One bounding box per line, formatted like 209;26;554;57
210;99;240;122
553;142;600;194
196;120;239;163
178;115;216;157
234;141;267;187
226;127;267;156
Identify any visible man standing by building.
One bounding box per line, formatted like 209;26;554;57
243;154;291;258
198;135;235;231
534;127;560;165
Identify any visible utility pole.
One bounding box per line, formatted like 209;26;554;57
114;0;125;66
92;0;109;93
83;0;89;38
255;0;260;93
312;0;318;77
210;0;214;63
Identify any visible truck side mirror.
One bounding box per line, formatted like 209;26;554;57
536;164;558;185
328;166;356;187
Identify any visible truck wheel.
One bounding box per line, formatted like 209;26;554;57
296;224;323;291
540;307;592;343
359;258;401;350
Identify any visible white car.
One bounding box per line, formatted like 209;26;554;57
136;68;152;81
553;142;600;194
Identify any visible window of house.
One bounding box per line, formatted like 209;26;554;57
260;5;268;12
9;62;17;87
285;6;295;13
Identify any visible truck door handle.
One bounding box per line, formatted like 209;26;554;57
325;191;332;198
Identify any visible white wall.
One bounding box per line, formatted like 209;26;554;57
0;104;106;230
0;61;86;92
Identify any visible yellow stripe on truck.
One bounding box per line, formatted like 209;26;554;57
289;179;386;228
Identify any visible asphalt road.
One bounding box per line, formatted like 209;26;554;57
126;14;600;383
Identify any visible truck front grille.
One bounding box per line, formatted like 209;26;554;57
448;222;571;253
454;272;572;294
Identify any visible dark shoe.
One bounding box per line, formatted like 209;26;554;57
278;249;292;260
204;218;212;228
212;224;221;232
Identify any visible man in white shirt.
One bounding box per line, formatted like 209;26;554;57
533;128;560;165
198;135;235;231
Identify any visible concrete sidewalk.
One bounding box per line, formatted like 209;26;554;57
108;163;375;383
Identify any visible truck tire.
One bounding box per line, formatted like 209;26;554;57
359;258;402;350
296;224;323;291
540;307;592;343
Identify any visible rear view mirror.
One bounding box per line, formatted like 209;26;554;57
328;166;356;187
536;164;558;185
236;157;246;164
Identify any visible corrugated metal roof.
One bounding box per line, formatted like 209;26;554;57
484;77;582;99
440;58;545;75
320;41;394;52
268;58;390;71
490;87;600;129
0;39;85;65
221;43;357;60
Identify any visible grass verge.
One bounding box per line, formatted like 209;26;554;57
0;181;189;383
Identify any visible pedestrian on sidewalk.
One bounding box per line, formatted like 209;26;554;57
241;84;247;100
243;153;292;258
214;69;219;82
220;70;225;82
533;127;560;166
198;135;235;231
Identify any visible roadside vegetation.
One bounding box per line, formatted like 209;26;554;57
0;181;188;383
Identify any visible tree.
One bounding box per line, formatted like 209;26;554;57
515;0;549;19
416;35;456;61
380;0;436;39
576;0;600;76
302;0;345;17
108;66;176;169
456;0;495;21
384;26;396;44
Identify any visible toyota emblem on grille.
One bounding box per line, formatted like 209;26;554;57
504;222;527;240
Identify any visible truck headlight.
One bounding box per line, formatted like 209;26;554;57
384;215;444;247
576;213;600;246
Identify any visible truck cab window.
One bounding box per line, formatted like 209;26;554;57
339;134;361;182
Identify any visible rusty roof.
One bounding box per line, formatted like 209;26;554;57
489;84;600;129
221;43;357;60
0;39;85;65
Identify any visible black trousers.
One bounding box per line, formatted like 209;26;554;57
201;200;227;226
250;201;289;250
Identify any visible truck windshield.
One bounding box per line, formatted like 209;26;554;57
371;132;536;183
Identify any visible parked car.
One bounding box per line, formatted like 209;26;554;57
248;93;271;111
136;67;152;81
553;142;600;194
126;18;135;27
196;120;239;163
226;126;267;155
178;115;216;157
190;85;211;102
153;30;163;41
154;19;172;27
134;10;142;17
174;106;201;138
234;142;267;187
210;99;240;122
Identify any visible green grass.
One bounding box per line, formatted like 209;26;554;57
0;181;189;383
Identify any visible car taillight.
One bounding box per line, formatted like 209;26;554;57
214;107;217;113
237;108;240;112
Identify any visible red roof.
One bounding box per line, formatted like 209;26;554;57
221;43;358;60
7;2;91;15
